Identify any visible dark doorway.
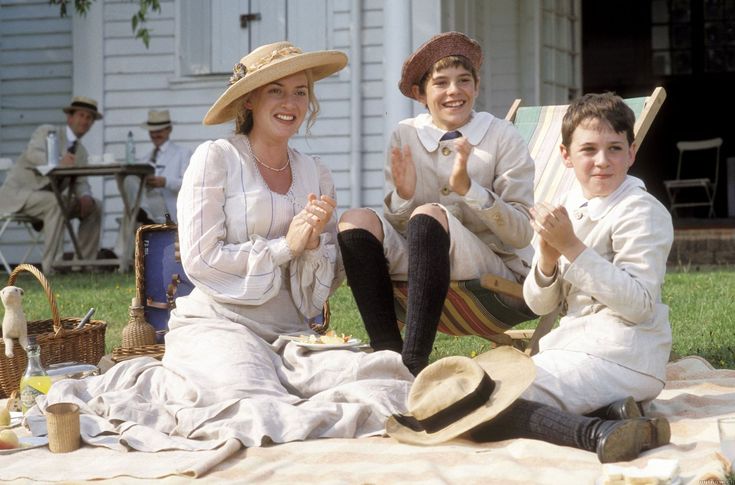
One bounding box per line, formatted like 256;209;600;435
582;0;735;222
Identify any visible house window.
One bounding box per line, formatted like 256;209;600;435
178;0;328;76
540;0;581;103
651;0;735;76
703;0;735;72
651;0;693;75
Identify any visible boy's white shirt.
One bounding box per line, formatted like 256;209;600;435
414;111;494;151
390;111;496;210
566;174;646;221
382;109;536;279
524;174;674;382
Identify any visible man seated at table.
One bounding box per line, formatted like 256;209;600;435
114;110;192;262
0;96;103;274
132;109;192;224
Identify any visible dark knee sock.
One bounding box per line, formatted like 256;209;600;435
337;229;402;353
402;214;450;376
470;398;603;452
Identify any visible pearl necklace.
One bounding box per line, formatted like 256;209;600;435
247;138;291;173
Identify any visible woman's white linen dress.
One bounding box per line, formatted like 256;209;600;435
27;135;413;452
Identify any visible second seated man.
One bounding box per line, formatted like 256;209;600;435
115;109;192;264
134;109;193;224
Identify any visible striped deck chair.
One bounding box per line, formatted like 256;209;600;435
393;87;667;354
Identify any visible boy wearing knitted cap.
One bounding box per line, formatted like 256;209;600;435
338;32;534;375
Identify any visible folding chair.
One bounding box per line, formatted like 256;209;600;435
393;87;667;354
663;137;722;218
0;158;44;273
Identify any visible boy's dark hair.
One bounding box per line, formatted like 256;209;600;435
416;55;479;97
561;92;635;147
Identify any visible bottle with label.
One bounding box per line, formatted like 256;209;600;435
19;335;51;414
125;130;136;164
46;130;59;166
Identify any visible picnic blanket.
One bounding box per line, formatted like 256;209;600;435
1;355;733;484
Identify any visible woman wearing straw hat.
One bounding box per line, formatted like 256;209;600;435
172;41;350;340
28;41;414;453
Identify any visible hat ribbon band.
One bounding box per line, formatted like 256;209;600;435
393;373;496;434
147;120;171;126
419;373;495;433
70;101;98;112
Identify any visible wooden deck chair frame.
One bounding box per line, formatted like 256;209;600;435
393;87;667;355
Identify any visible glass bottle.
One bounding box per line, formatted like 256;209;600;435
121;297;156;347
125;130;136;164
19;335;52;414
46;130;59;166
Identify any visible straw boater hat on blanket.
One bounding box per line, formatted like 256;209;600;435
140;110;173;131
203;41;348;125
62;96;103;120
386;346;535;445
398;31;483;100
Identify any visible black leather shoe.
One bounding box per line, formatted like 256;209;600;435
595;417;671;463
640;417;671;452
588;396;643;420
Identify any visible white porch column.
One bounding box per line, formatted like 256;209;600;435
72;1;104;159
382;0;413;147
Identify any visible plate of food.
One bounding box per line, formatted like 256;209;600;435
0;411;22;430
282;331;363;351
0;433;48;454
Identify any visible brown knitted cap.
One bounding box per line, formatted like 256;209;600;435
398;31;483;100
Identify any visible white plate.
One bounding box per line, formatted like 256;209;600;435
595;476;681;485
283;336;363;351
0;436;48;454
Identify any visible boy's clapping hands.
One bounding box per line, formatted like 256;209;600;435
530;202;585;275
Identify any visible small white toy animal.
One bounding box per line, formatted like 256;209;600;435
1;286;28;358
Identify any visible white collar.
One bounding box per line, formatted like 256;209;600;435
155;140;171;153
413;111;494;152
65;125;78;146
567;176;646;221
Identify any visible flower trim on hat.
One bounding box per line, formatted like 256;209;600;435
229;63;248;86
227;46;303;86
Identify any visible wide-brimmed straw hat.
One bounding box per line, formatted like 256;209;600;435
203;41;348;125
398;31;483;100
62;96;103;120
141;110;173;131
386;346;535;445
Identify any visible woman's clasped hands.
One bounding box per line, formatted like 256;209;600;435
286;193;336;256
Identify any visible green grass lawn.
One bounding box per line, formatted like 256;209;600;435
3;266;734;369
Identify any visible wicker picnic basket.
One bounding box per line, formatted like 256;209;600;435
110;224;174;363
110;222;332;364
0;264;107;398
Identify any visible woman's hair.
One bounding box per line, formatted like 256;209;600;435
561;92;636;147
234;69;320;135
416;55;479;96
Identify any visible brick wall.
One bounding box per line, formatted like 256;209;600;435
669;228;735;266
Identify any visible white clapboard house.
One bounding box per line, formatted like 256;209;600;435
0;0;581;268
